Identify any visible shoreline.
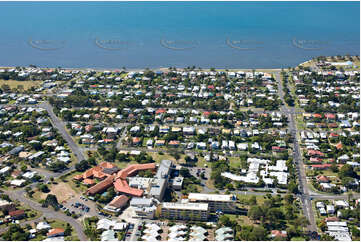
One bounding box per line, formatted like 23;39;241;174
0;65;285;73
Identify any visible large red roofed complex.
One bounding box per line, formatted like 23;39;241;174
113;179;144;197
86;175;115;196
73;162;117;182
85;163;156;197
116;163;156;180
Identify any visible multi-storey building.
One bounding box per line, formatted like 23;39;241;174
188;193;237;213
160;202;209;221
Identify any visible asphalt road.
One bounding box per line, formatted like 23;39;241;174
2;189;87;241
6;80;358;239
275;71;318;232
1;102;89;240
38;101;86;164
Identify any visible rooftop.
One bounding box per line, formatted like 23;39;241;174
162;202;208;211
188;193;236;202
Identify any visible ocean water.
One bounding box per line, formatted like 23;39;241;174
0;1;359;69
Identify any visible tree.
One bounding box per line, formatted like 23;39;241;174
39;184;50;193
266;207;284;221
180;167;191;178
17;84;24;92
330;163;338;172
284;194;294;205
239;225;267;241
248;206;264;221
48;161;66;172
20;164;27;172
75;159;91;172
288;181;299;194
339;164;356;179
64;223;72;236
225;183;234;191
2;224;30;241
43;194;59;210
1;84;10;92
249;195;257;205
249;226;267;241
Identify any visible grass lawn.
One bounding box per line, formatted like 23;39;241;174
149;152;180;164
236;194;266;206
115;159;138;169
317;169;338;177
229;157;241;169
31;190;44;203
295;115;306;130
57;171;88;194
30;219;79;241
0;79;42;90
205;178;215;190
223;214;259;227
307;183;334;196
32;180;78;203
237;215;255;226
0;204;42;230
196;156;212;168
291;236;306;241
120;73;128;79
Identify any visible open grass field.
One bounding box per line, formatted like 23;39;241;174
229;157;241;169
196;156;211;168
46;182;77;203
149;152;181;164
236;194;266;206
32;182;78;203
57;171;88;194
0;79;42;90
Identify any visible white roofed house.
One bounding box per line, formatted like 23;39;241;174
215;227;233;241
334;200;349;209
102;127;118;139
229;140;235;150
197;142;207;150
37;221;52;231
251;142;260;150
237;143;248;151
221;140;228;150
326;205;335;214
10;179;26;187
183;126;195;135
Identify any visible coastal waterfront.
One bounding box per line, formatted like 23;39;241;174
0;1;359;68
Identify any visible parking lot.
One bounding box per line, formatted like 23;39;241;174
59;195;99;217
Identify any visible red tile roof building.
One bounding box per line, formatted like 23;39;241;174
47;228;65;237
325;217;339;222
108;195;129;208
325;113;336;119
316;175;330;183
86;175;115;196
116;163;156;180
74;162;117;181
9;209;25;219
114;179;143;197
307;150;325;157
86;163;156;197
271;230;287;238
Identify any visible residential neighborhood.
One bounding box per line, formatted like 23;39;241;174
0;56;359;241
